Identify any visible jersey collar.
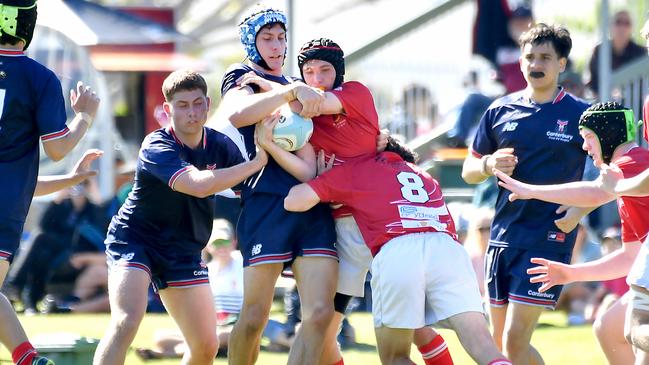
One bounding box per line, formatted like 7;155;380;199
0;47;25;56
167;126;207;150
552;87;567;104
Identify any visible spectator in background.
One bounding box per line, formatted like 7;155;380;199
6;182;106;314
588;10;646;97
449;6;534;149
559;68;586;99
496;5;535;94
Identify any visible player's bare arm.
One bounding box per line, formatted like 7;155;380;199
285;183;321;212
219;82;324;128
528;240;642;292
34;149;103;196
462;147;517;184
494;168;616;207
173;145;267;198
42;81;100;161
256;113;316;181
289;90;343;116
599;164;649;197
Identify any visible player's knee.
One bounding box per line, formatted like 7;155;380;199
304;301;335;330
239;304;270;333
112;313;142;337
503;328;531;356
186;335;218;361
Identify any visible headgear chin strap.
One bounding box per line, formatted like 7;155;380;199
238;7;287;71
578;102;637;164
297;38;345;89
0;0;37;50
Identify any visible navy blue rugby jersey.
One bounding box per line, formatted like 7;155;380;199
107;127;244;253
471;88;589;253
0;48;68;222
220;63;301;199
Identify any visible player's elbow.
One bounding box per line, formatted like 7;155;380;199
45;149;65;162
284;196;307;212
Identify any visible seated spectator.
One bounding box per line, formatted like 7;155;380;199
588;10;646;97
40;252;109;313
5;182;107;314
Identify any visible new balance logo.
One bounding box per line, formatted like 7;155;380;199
502;122;518;132
251;244;262;256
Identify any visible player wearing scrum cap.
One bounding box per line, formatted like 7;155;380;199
0;1;100;364
494;102;649;364
214;6;341;365
291;38;455;365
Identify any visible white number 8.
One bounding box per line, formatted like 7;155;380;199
397;171;428;203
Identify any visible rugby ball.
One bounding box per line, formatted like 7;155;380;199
272;106;314;151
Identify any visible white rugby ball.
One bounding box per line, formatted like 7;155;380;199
272;106;314;151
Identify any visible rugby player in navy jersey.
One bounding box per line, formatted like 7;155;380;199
92;70;267;365
0;1;100;364
212;6;340;365
462;23;590;365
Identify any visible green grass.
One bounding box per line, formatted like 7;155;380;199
0;311;606;364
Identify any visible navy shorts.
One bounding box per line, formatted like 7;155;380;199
485;246;571;309
238;194;337;267
0;219;25;263
105;234;209;291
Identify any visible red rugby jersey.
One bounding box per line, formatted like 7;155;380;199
612;147;649;243
308;152;458;256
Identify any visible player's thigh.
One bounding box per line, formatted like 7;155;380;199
370;235;426;329
240;263;283;316
504;301;544;339
334;216;372;297
159;284;217;347
293;255;338;314
107;267;151;320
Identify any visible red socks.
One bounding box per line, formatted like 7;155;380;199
331;359;344;365
418;334;454;365
12;342;37;365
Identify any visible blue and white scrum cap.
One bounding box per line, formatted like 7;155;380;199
238;6;287;70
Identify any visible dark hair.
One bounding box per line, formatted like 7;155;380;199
519;23;572;59
384;136;418;164
162;69;208;102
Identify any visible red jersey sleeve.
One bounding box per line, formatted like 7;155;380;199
307;163;355;204
331;81;379;130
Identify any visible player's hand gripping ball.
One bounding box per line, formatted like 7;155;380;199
272;106;314;151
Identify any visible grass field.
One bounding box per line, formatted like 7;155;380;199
0;310;608;364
